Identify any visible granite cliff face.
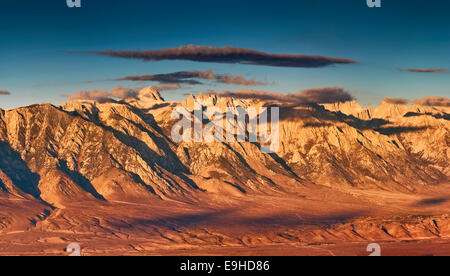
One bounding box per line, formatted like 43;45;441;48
0;88;448;205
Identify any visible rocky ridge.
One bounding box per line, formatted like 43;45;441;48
0;88;448;206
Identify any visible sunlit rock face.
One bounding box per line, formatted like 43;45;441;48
0;90;448;205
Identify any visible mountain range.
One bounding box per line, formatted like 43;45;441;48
0;87;449;255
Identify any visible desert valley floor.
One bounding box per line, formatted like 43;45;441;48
2;183;450;256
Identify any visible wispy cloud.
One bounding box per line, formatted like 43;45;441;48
215;74;266;86
397;68;449;73
62;85;179;102
383;97;410;105
115;72;203;85
114;69;266;86
413;96;450;107
62;86;139;102
89;45;358;68
382;96;450;107
209;87;354;105
0;90;11;95
154;83;182;91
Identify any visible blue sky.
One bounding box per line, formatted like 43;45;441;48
0;0;449;109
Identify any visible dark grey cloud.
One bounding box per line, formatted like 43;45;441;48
0;90;11;95
212;87;354;105
115;71;204;85
114;69;266;86
90;45;358;68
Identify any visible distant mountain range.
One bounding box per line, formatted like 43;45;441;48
0;87;449;255
0;87;448;205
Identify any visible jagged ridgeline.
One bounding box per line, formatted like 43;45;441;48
0;87;448;206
